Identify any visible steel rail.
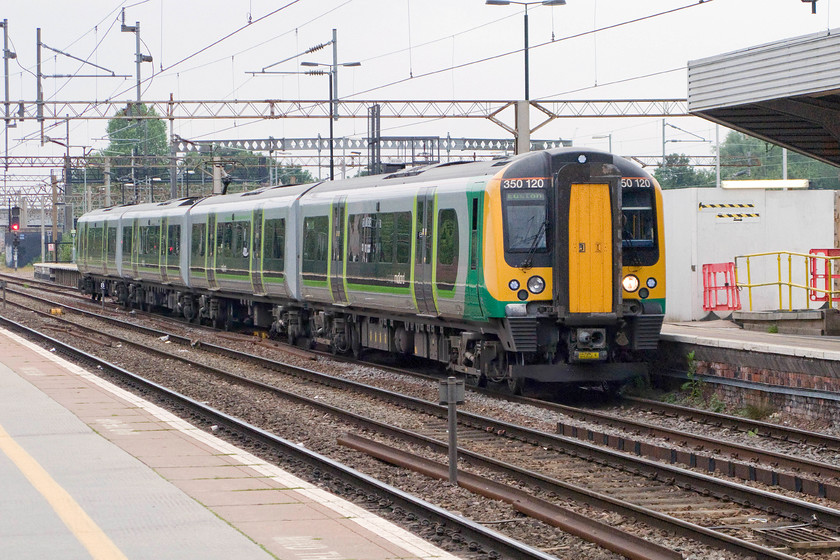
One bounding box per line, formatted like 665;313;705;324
0;314;560;560
12;282;840;496
552;406;840;479
338;433;681;560
624;396;840;450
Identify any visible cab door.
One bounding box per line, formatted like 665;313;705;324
413;187;437;315
568;183;613;313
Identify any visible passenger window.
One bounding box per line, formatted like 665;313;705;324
396;212;411;264
437;209;458;290
303;216;329;262
191;224;206;258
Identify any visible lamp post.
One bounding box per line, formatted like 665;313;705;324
301;61;361;181
486;0;566;101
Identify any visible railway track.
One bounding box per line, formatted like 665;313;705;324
8;279;840;484
0;271;89;302
4;286;840;558
0;314;568;560
11;280;840;490
1;286;669;559
622;396;840;450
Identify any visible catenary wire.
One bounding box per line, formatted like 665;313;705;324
344;1;712;100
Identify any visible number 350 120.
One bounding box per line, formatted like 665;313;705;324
502;178;545;189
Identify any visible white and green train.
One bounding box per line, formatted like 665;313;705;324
77;148;666;393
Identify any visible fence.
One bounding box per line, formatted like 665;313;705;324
734;250;840;311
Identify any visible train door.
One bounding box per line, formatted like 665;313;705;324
464;193;485;319
329;197;348;304
413;187;437;315
251;208;265;295
160;217;169;283
207;213;218;289
568;183;613;313
130;219;140;279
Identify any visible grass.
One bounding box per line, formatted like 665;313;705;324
739;402;777;420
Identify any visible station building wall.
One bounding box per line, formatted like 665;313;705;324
662;188;838;321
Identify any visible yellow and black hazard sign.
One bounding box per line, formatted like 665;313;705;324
716;212;760;222
699;202;756;210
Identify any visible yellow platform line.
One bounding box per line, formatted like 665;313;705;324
0;423;128;560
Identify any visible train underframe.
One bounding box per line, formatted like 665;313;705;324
82;275;662;393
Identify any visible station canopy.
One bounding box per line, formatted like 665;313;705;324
688;29;840;167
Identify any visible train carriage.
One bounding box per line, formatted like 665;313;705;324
77;147;665;394
77;206;121;279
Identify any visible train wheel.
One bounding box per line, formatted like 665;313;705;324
350;324;363;359
465;373;486;388
507;376;526;395
602;381;624;400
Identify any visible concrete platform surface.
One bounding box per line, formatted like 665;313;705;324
0;327;461;560
662;320;840;361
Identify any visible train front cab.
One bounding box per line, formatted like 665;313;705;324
618;172;666;355
488;150;661;388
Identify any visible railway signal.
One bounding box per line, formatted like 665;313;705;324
9;206;20;231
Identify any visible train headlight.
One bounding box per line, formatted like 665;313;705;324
527;275;545;294
509;279;520;291
646;277;657;289
622;274;640;293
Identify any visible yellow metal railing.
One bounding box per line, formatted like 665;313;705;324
734;251;840;311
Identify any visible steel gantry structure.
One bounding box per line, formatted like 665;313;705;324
15;98;689;121
3;97;691;217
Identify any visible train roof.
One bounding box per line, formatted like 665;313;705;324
77;148;657;222
300;147;654;194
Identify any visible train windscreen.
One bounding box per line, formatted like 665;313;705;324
505;191;547;252
621;189;658;265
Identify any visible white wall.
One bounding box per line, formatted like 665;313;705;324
662;188;836;321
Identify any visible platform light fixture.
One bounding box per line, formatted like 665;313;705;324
485;0;567;101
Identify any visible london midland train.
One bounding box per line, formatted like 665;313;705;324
76;147;666;393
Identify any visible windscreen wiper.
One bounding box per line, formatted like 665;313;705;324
520;220;548;270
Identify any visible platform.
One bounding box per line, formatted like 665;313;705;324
659;320;840;422
33;262;79;287
662;319;840;362
0;327;460;560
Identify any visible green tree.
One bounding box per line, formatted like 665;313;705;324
653;154;716;189
719;131;840;189
276;164;314;186
105;103;168;157
179;147;315;195
653;131;840;190
70;105;169;209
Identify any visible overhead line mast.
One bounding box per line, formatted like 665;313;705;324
1;19;16;171
120;9;153;103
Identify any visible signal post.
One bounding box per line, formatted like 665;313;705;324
8;204;19;270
